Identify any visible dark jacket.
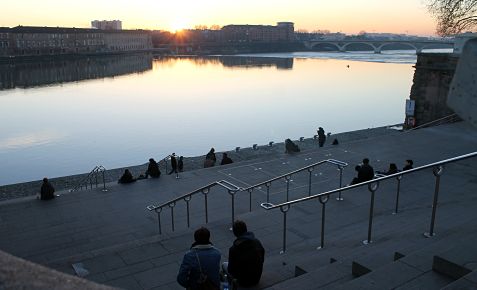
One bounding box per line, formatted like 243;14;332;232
40;181;55;200
178;159;184;172
285;139;300;153
318;128;326;144
177;244;221;290
118;171;136;184
221;156;233;165
147;161;161;178
358;164;374;182
206;152;216;163
171;155;177;169
228;232;265;287
403;165;413;171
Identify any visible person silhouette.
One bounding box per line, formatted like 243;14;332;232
145;158;161;178
40;177;55;200
168;153;179;178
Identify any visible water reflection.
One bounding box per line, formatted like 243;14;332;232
0;55;294;90
158;56;294;69
0;54;154;90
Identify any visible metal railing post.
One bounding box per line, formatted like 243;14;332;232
266;182;271;203
248;189;253;212
317;194;330;249
229;190;237;228
393;175;402;214
308;167;314;196
285;175;291;201
156;208;162;235
337;166;344;201
202;188;210;224
169;202;176;232
424;166;443;238
184;195;192;228
280;205;290;254
101;169;107;192
363;181;379;245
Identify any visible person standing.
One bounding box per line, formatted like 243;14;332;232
317;127;326;147
178;156;184;172
40;178;55;200
168;153;179;178
224;220;265;288
177;227;221;290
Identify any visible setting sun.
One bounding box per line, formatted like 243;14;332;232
170;19;190;32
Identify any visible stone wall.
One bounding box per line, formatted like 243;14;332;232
447;38;477;128
409;53;459;126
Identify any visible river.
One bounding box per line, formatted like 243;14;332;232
0;50;450;185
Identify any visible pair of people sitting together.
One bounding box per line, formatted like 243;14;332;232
177;220;265;290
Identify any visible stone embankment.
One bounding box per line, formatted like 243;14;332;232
0;125;399;202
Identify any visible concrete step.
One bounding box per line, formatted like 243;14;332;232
433;240;477;280
328;229;477;290
440;271;477;290
264;260;352;290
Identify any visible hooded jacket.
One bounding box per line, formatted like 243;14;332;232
228;232;265;287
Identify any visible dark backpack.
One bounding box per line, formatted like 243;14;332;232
195;251;219;290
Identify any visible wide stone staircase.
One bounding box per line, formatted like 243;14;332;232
0;122;476;289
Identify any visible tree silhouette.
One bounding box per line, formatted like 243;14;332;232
428;0;477;35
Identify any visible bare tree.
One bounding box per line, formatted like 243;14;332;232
428;0;477;35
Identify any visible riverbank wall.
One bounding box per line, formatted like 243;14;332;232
409;53;460;126
0;125;400;202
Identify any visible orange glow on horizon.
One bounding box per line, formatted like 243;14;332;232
0;0;439;36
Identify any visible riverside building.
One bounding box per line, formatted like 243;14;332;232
91;20;122;30
0;26;152;57
221;22;295;43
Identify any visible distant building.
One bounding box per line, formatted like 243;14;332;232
0;26;152;57
221;22;295;43
91;20;122;30
0;28;12;56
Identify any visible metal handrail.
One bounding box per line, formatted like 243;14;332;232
260;151;477;253
146;158;348;234
158;155;172;173
146;180;241;234
406;113;459;132
241;159;349;203
70;165;108;192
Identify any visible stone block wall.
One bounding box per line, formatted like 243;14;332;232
409;53;459;126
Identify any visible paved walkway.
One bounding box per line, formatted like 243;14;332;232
0;122;476;289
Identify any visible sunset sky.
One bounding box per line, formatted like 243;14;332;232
1;0;438;35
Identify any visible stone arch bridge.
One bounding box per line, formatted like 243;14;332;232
304;40;455;53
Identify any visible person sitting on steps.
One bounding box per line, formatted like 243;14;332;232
145;158;161;178
118;169;136;184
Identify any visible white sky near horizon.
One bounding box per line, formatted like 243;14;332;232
1;0;438;35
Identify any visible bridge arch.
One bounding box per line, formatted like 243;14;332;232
342;42;377;52
377;42;418;53
309;42;341;52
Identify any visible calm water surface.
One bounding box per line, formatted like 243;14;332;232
0;51;423;185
